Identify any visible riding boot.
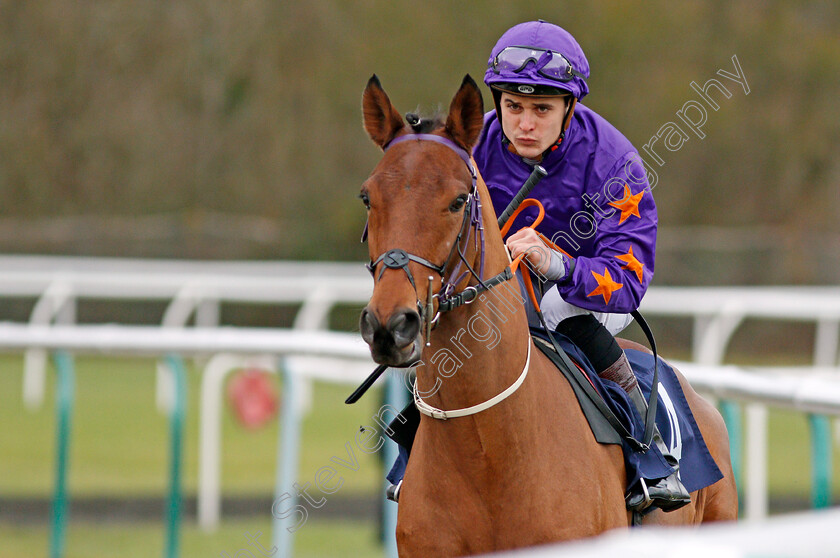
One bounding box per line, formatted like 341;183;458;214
604;353;691;513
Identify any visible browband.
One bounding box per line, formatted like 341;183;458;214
385;134;477;183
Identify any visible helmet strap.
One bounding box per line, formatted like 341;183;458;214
549;97;577;153
563;97;577;134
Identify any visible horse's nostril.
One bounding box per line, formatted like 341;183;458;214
389;310;421;348
359;308;379;344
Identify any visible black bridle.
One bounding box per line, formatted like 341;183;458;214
364;133;513;338
346;133;514;405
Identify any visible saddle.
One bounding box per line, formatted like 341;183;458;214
530;330;623;445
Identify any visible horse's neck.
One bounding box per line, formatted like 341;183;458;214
417;279;530;405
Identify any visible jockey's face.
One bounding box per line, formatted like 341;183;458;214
499;92;569;159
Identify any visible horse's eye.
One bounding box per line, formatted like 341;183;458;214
359;192;370;210
449;194;468;213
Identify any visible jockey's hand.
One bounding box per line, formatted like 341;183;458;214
505;228;552;277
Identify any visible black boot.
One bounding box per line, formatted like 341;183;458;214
614;354;691;513
557;315;690;513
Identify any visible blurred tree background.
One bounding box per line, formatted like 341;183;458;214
0;0;837;285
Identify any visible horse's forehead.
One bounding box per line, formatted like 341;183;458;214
370;144;466;194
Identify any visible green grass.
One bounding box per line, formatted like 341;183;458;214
1;352;839;557
765;409;835;500
0;354;383;497
0;353;388;556
0;518;385;558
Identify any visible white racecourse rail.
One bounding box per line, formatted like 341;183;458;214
0;323;377;558
483;507;840;558
1;256;839;529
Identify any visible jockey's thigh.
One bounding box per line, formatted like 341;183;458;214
541;285;633;335
597;310;634;336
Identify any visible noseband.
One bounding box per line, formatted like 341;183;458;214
365;133;513;345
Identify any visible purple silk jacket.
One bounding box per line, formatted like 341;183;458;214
473;104;658;314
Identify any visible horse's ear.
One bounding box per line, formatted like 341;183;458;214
445;75;484;151
362;75;405;149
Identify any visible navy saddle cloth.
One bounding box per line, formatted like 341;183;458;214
534;330;723;493
388;330;723;495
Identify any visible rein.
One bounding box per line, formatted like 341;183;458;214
384;134;531;421
353;131;663;453
352;132;661;440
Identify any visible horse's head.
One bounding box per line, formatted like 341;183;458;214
358;75;484;366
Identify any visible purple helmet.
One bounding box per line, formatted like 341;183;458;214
484;20;590;100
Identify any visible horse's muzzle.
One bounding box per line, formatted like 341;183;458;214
360;307;422;366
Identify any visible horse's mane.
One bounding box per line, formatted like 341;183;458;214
405;110;445;134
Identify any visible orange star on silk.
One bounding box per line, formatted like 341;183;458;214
615;246;644;284
607;184;644;224
587;268;624;304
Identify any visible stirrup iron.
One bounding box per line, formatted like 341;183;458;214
386;480;402;503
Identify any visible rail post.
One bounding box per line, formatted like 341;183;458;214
273;359;303;557
163;355;187;558
49;351;74;558
382;370;408;558
809;414;832;508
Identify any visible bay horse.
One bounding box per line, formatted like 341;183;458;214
358;74;738;557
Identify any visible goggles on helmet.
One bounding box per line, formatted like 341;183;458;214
492;46;586;83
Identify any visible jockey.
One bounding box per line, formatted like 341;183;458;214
473;19;689;512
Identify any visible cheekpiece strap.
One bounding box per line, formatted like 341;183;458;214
437;267;513;313
377;133;509;320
